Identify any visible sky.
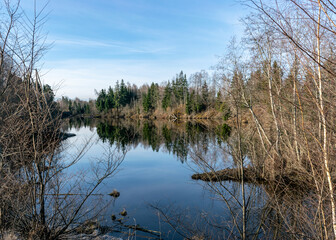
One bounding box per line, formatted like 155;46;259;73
21;0;248;100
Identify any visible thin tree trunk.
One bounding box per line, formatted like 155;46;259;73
317;1;336;237
266;56;280;156
236;104;246;240
292;59;300;166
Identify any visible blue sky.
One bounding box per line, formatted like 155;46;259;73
22;0;248;99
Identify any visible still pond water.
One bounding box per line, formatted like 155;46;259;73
63;119;267;239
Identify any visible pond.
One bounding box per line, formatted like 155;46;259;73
61;118;286;239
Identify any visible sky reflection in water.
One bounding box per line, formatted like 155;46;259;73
63;121;264;239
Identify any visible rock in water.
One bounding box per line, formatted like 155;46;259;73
120;209;127;217
109;189;120;198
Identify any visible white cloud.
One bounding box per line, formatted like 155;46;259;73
47;36;176;55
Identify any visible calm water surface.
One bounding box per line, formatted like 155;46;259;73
63;119;267;239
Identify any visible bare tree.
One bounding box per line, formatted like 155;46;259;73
0;1;126;239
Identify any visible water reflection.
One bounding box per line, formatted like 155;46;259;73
65;118;231;163
63;118;317;240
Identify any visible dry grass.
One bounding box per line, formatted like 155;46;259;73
2;232;19;240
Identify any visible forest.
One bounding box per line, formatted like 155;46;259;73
58;70;231;120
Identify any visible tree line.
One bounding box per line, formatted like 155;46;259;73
59;96;96;116
91;70;231;119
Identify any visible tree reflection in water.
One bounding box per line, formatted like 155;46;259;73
65;118;231;163
63;118;320;239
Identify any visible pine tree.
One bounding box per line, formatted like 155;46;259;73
215;91;223;111
107;86;115;109
162;81;172;111
142;92;151;113
114;81;121;111
119;79;127;106
185;91;193;114
142;83;159;113
68;100;73;113
96;89;107;112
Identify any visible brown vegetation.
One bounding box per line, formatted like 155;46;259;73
191;167;267;183
0;1;125;239
181;0;336;239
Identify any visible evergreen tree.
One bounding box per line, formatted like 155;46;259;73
180;71;188;104
107;86;115;109
185;91;193;114
142;92;151;113
68;101;73;113
43;84;55;105
150;83;159;108
194;94;203;113
162;81;172;110
215;91;223;111
119;79;128;106
172;71;188;105
84;103;90;114
142;83;159;113
96;89;107;112
201;80;209;110
114;80;121;111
